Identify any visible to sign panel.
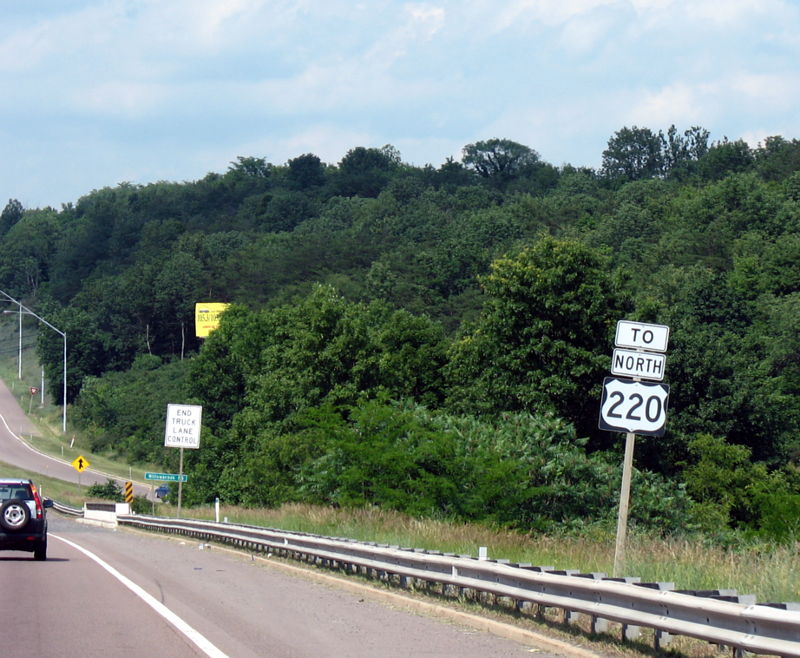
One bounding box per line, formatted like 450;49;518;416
599;377;669;436
611;348;666;381
615;321;669;353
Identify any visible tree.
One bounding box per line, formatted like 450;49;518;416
696;138;754;181
0;198;23;237
287;153;326;189
755;136;800;181
227;156;270;179
0;208;61;295
335;146;399;197
446;237;624;438
662;125;710;176
153;252;206;358
601;126;664;182
461;139;540;184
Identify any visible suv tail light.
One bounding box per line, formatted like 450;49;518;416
30;483;43;519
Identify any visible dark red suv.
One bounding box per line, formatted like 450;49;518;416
0;478;53;560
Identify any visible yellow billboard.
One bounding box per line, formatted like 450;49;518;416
195;303;230;338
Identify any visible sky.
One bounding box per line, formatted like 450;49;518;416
1;0;799;209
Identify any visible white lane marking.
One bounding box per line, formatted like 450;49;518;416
51;533;229;658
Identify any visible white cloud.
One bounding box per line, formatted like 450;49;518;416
625;82;716;127
69;80;169;118
237;124;377;166
1;0;800;206
491;0;617;30
728;72;800;111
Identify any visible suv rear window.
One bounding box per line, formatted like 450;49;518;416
0;484;33;501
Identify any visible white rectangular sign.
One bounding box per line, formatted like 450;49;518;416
611;348;667;381
615;320;669;353
165;403;202;449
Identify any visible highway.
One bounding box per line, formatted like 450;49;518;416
0;377;150;497
3;516;555;657
0;378;584;657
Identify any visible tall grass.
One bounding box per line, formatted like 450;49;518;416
183;502;800;604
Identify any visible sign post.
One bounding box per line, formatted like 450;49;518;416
599;321;670;577
164;404;202;518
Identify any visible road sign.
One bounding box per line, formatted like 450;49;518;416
72;455;90;472
164;404;202;449
145;472;188;482
615;320;669;353
599;377;669;436
611;348;666;381
124;481;133;503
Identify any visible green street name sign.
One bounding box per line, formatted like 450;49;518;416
145;472;188;482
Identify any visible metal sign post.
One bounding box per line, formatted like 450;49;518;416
177;447;184;518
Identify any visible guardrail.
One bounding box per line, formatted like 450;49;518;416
114;513;800;656
51;500;82;516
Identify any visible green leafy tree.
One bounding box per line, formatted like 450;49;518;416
662;125;710;176
0;198;23;237
601;126;665;182
755;136;800;181
0;208;61;295
335;146;399;197
461;138;540;185
696;138;754;180
288;153;326;189
447;237;624;438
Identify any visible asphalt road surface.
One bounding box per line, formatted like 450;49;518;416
1;516;568;657
0;377;150;497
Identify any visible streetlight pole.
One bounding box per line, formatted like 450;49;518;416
2;303;24;379
0;290;67;433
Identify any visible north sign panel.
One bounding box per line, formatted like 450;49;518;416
611;348;666;381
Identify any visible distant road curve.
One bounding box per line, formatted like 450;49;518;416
0;377;151;497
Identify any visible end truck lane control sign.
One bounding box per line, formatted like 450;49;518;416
164;404;202;449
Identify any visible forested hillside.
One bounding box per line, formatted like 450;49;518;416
2;127;799;540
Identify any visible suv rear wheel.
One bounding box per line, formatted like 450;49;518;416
33;539;47;560
0;499;31;531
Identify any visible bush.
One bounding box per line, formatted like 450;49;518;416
86;479;122;501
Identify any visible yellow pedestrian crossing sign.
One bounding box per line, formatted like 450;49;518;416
72;455;90;472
